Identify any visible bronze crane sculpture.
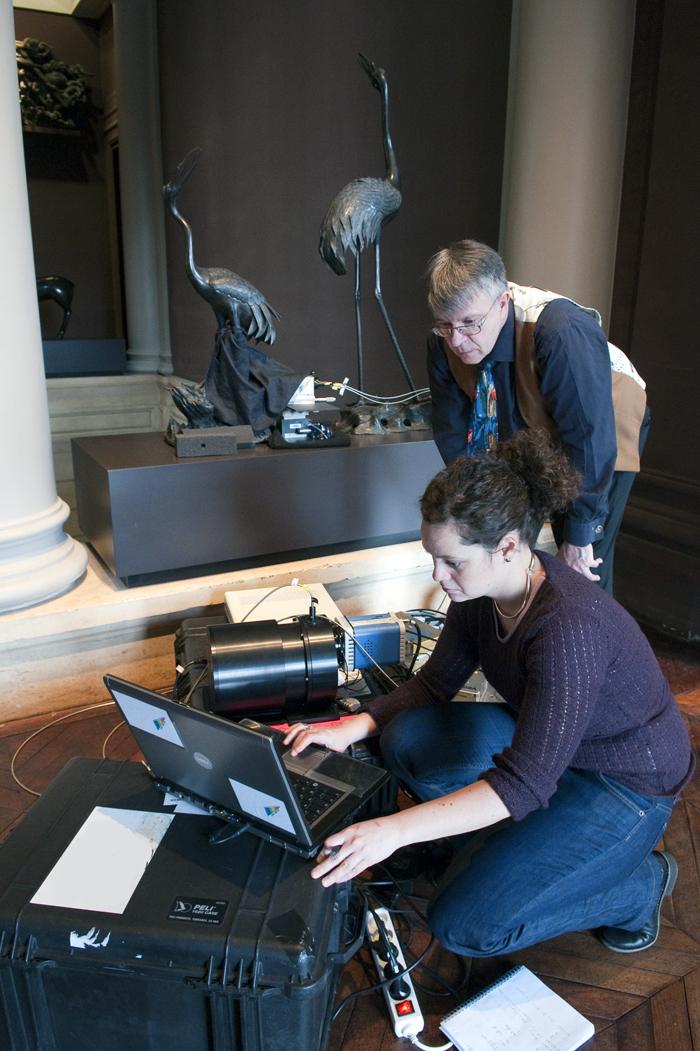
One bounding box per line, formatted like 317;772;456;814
163;147;279;344
319;53;414;391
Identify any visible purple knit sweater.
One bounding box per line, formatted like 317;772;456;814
365;552;694;821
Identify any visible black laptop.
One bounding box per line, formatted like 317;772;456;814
104;674;389;858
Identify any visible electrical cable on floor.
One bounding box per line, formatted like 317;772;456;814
330;932;435;1021
409;1034;453;1051
101;718;126;758
333;877;468;1025
10;701;116;796
11;679;176;794
410;959;468;1000
366;889;456;1050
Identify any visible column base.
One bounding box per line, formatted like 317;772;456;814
0;498;88;613
126;352;163;374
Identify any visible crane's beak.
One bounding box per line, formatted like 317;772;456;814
357;52;383;88
171;146;203;192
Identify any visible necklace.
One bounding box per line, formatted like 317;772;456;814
493;553;537;619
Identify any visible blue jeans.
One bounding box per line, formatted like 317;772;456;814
380;703;676;957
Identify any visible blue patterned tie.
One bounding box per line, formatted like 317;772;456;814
466;362;498;455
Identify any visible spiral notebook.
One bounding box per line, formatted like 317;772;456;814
439;965;594;1051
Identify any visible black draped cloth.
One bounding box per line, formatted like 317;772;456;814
204;326;304;436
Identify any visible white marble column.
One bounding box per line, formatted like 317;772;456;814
500;0;636;328
0;0;87;613
113;0;173;375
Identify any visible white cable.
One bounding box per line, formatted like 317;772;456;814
344;386;430;405
315;379;430;404
410;1035;453;1051
239;581;312;622
102;719;127;758
333;619;398;689
11;701;116;796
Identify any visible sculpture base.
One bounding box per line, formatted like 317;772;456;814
72;430;443;585
43;339;127;377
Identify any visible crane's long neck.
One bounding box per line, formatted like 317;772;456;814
167;199;208;294
379;81;400;191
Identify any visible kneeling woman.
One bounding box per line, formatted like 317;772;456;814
285;431;694;956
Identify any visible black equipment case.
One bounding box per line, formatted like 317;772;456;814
0;758;362;1051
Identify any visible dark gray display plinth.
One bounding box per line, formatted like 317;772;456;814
72;431;443;585
43;339;126;377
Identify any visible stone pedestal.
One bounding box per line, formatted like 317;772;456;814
72;431;444;584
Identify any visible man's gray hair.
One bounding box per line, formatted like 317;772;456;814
426;240;508;315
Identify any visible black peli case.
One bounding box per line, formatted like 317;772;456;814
0;758;362;1051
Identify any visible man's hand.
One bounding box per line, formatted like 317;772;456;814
557;541;603;581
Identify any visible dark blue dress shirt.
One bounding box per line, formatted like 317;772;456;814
427;298;617;546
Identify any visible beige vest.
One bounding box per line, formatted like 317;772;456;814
446;283;647;472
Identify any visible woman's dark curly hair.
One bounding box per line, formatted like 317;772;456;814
420;430;581;548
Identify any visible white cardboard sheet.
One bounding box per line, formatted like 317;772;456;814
31;807;174;914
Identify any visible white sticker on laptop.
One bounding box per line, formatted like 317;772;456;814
112;689;184;748
228;778;295;834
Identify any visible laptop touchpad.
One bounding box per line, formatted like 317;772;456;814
315;752;384;792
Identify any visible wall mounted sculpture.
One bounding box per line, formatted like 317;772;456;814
16;37;98;149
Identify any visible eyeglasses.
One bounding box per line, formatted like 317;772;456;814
432;294;502;339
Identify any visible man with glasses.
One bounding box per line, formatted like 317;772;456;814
426;239;649;593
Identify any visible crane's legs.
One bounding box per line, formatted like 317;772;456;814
374;242;415;389
354;250;364;391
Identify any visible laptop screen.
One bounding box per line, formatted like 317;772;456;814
104;675;312;847
104;674;389;858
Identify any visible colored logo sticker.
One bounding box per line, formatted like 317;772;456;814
112;690;184;748
228;778;295;834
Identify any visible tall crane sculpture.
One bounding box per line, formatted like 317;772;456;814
162;149;300;434
319;53;415;391
163;147;279;344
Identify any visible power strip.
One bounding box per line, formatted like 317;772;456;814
366;906;424;1039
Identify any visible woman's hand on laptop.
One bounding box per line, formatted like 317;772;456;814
284;712;378;757
310;816;400;887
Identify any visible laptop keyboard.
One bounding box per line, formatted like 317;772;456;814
289;772;344;823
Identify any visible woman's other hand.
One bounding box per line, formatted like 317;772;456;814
310;817;401;887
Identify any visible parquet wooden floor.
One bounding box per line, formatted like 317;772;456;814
1;627;699;1050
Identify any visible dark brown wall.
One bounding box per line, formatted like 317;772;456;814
15;9;117;340
157;0;512;389
611;0;700;640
